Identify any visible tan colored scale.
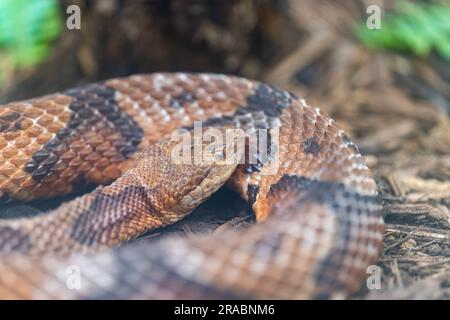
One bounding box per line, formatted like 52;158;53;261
0;95;71;200
106;74;252;147
0;73;384;299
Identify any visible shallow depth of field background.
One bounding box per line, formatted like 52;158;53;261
0;0;449;299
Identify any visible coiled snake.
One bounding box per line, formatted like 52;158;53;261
0;73;384;299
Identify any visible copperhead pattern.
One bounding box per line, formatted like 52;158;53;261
0;73;384;299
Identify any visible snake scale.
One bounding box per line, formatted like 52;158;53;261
0;73;384;299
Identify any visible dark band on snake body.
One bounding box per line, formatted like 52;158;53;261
303;137;321;156
238;84;292;117
247;184;259;204
0;73;384;299
269;175;380;210
0;112;22;133
95;250;247;300
64;84;144;157
0;226;31;253
181;83;286;174
341;133;359;154
23;83;144;183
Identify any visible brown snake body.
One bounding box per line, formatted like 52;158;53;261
0;73;384;299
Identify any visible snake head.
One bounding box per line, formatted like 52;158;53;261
121;128;244;224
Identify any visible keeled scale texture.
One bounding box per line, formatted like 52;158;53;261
0;73;384;299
